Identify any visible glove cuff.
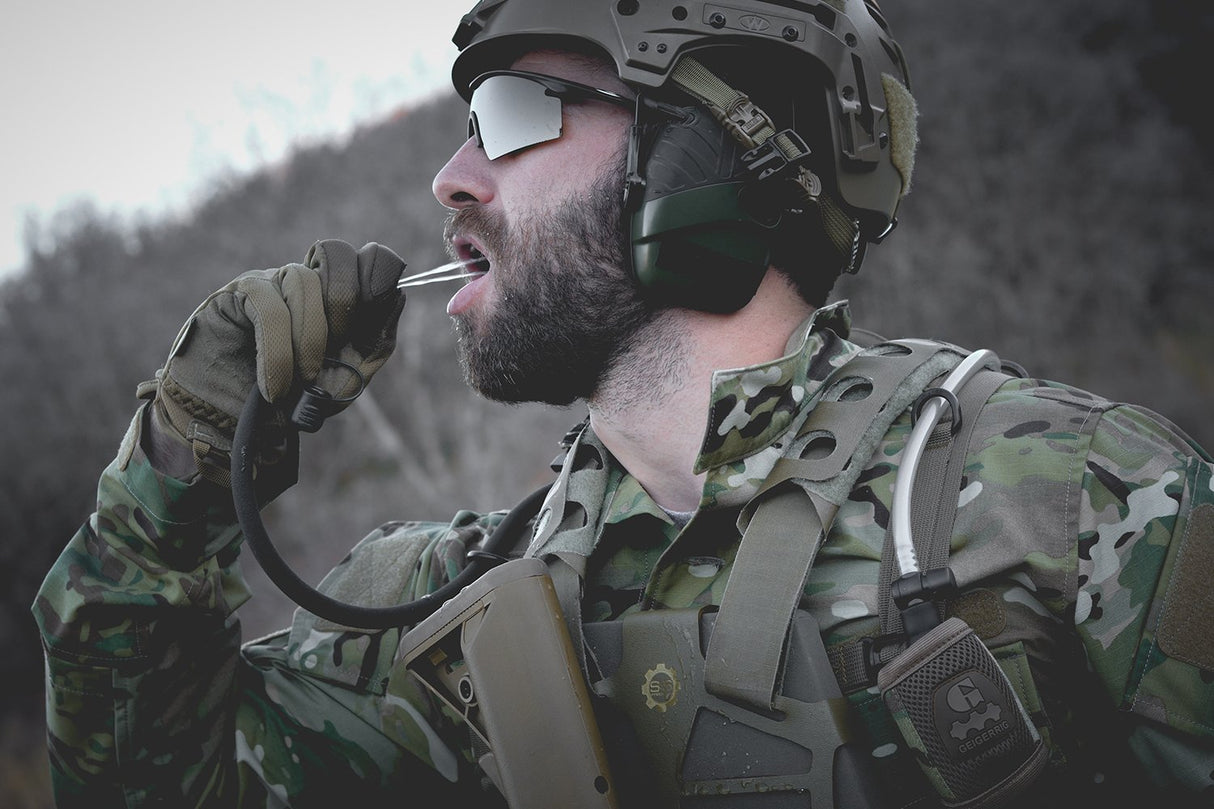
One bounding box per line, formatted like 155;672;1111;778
138;373;300;497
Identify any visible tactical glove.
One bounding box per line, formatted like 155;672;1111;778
139;239;407;488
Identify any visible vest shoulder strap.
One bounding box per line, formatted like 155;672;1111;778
704;339;973;712
834;366;1014;692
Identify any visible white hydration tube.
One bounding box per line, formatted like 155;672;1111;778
396;258;486;288
890;349;1000;578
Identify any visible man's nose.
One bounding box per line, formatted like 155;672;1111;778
432;136;494;209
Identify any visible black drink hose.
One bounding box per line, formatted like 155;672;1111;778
231;384;550;630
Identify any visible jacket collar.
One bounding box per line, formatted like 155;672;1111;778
696;300;860;475
535;301;865;550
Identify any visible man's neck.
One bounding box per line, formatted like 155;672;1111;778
588;271;815;513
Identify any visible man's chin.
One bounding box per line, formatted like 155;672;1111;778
467;373;583;407
457;350;584;407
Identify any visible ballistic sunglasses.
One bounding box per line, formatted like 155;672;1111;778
467;70;635;160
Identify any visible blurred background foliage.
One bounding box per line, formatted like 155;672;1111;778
3;2;1212;805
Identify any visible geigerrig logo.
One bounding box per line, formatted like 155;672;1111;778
935;672;1011;759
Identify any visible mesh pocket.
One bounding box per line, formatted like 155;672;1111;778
879;617;1046;807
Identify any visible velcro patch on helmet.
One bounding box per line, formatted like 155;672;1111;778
882;73;919;195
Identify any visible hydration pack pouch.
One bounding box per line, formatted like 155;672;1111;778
398;558;617;808
876;617;1047;808
585;607;892;808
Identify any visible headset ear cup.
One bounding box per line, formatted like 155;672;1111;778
630;182;773;313
627;106;776;313
631;222;769;313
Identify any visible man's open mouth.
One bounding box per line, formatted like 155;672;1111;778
457;240;491;278
394;240;491;290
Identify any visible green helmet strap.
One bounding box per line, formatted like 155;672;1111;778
628;56;864;313
666;56;862;270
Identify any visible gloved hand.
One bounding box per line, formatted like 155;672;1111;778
139;239;407;487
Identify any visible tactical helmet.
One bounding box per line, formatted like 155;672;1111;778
451;0;917;312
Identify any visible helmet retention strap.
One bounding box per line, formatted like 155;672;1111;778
668;56;861;271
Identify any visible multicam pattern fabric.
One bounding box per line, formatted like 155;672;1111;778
34;301;1214;806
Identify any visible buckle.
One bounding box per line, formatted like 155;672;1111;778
723;95;771;145
862;633;908;681
741;129;812;180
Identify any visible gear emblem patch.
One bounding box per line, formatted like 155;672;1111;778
642;663;679;712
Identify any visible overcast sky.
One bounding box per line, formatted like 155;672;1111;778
1;1;467;278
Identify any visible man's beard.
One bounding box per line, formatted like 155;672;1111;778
447;156;658;406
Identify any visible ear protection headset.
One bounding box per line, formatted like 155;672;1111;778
624;97;782;312
451;0;918;313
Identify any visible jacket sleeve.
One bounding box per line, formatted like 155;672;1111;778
1073;402;1214;794
31;405;495;807
32;404;255;805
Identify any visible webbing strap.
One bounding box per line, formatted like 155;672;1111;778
835;367;1011;691
921;369;1011;573
879;367;1010;639
876;425;950;644
704;484;837;710
705;341;964;711
669;57;778;149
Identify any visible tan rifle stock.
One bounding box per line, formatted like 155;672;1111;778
399;557;617;807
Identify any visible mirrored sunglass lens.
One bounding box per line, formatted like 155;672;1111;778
468;75;563;159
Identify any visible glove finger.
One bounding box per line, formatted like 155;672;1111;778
236;275;296;403
304;240;407;403
348;242;407;360
355;242;408;300
327;289;407;402
279;264;327;387
305;239;360;342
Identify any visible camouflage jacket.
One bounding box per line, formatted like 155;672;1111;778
34;301;1214;807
